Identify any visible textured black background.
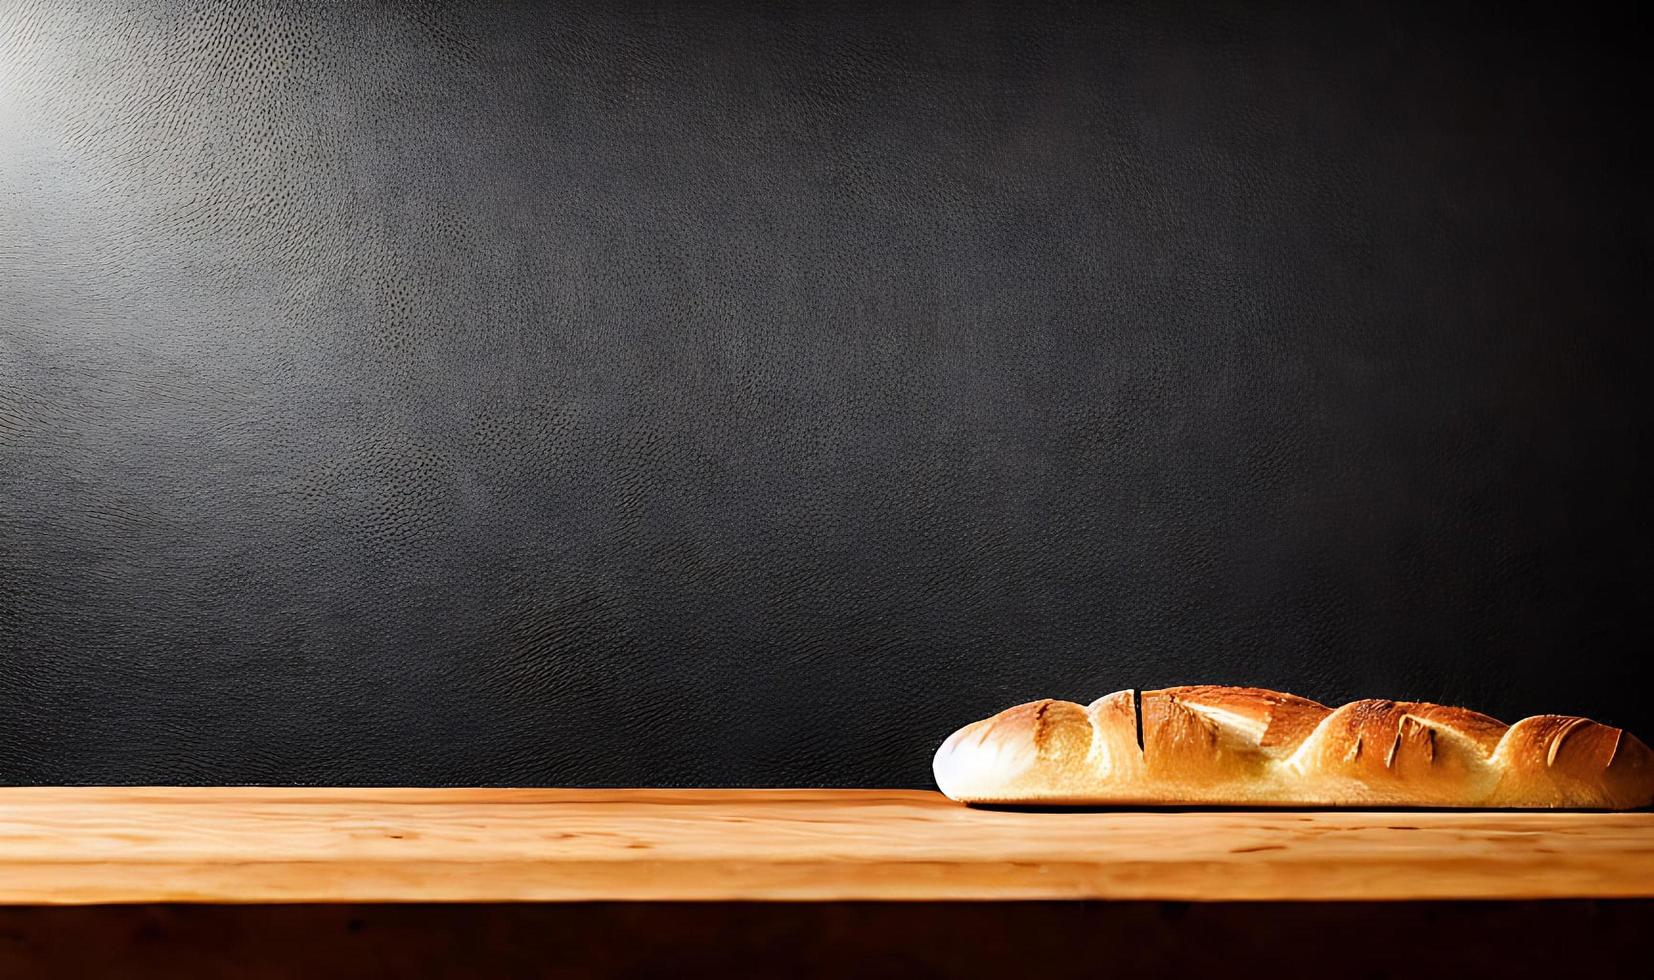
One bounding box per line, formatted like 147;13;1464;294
0;1;1648;787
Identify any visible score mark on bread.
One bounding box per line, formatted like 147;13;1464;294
933;686;1654;809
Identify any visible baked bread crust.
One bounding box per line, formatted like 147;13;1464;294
933;686;1654;809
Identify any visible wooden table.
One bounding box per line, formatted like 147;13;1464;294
3;787;1651;903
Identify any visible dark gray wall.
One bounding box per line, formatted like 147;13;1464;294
1;0;1647;787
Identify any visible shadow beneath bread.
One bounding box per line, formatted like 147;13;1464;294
965;803;1636;814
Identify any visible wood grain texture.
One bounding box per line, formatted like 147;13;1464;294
1;788;1650;904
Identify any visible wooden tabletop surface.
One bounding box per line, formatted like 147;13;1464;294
1;787;1650;903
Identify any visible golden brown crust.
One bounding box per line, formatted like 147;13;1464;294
1491;716;1654;809
1403;703;1509;754
932;686;1654;809
1159;686;1331;754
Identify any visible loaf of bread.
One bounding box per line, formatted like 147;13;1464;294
933;687;1654;809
